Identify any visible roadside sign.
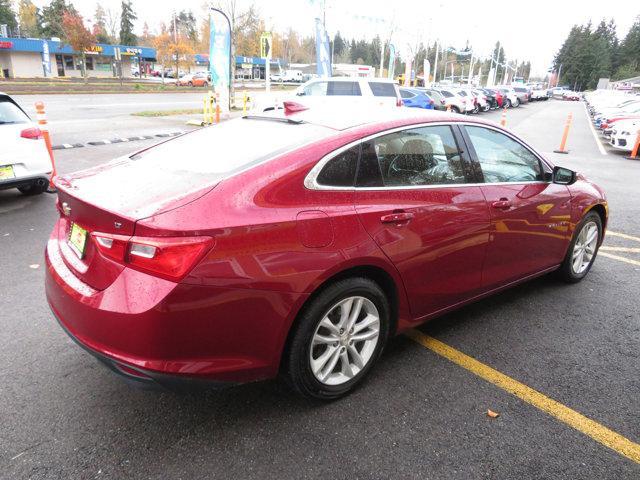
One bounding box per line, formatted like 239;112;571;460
260;33;272;60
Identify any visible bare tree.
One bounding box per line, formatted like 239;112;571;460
105;8;120;43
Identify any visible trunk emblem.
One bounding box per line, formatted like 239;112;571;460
61;202;71;216
114;221;122;229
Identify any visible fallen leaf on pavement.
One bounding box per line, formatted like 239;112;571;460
487;409;500;418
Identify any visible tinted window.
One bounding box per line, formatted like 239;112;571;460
514;87;527;92
465;126;543;183
400;90;415;99
369;82;397;97
357;126;467;187
317;146;359;187
327;81;361;96
440;90;454;98
0;99;29;124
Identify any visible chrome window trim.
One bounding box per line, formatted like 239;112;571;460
304;121;554;192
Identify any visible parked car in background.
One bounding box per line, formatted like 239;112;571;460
531;88;550;101
474;89;496;110
609;119;640;152
512;85;531;103
495;87;520;107
421;88;448;110
45;104;608;400
399;88;435;109
0;92;52;195
436;88;472;113
294;77;402;108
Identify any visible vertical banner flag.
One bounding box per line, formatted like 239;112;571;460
387;44;396;79
403;58;412;87
42;40;51;77
210;8;231;112
314;18;331;77
423;59;431;86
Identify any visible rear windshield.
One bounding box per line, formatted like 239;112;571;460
369;82;397;97
131;118;332;178
0;98;29;124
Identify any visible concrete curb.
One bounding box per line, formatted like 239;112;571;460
52;131;185;150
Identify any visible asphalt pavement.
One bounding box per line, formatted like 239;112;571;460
0;97;638;479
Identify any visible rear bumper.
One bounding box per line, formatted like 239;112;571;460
0;174;50;191
45;231;308;386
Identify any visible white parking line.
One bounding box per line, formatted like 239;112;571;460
584;103;608;156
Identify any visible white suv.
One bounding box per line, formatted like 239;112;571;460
0;93;52;195
294;77;402;108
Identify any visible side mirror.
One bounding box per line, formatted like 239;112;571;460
553;166;576;185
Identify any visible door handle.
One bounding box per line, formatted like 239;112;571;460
381;212;414;224
491;199;512;210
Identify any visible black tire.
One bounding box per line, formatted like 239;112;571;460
557;211;602;283
18;181;47;196
187;81;193;87
506;99;512;108
284;277;390;400
451;106;460;114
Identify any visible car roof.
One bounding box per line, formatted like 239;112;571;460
253;104;495;131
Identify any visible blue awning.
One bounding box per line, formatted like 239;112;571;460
0;37;156;60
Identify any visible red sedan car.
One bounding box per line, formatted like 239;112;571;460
46;105;608;399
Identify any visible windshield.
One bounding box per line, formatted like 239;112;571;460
0;98;30;124
131;117;332;178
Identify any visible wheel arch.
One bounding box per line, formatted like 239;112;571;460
586;203;608;243
278;263;405;373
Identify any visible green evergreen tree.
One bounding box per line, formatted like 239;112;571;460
119;0;137;45
41;0;77;39
0;0;18;34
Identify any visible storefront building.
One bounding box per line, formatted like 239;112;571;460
194;54;283;80
0;37;156;79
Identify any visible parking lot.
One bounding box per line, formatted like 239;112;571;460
1;97;639;479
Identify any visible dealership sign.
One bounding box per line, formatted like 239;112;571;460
84;45;103;55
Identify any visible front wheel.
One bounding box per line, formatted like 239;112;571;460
558;211;602;283
284;277;390;400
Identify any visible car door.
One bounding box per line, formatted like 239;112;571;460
354;124;491;321
461;125;572;288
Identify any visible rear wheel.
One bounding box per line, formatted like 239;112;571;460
284;277;390;400
451;106;461;114
506;99;513;108
187;81;193;87
558;211;602;283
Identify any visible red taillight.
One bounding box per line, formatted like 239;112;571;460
440;99;445;104
91;233;214;281
601;123;608;129
429;99;434;105
396;97;403;107
21;127;43;140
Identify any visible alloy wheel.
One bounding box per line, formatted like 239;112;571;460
571;221;599;275
309;296;380;386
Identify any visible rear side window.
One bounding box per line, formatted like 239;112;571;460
357;126;467;187
316;145;359;187
327;81;361;96
369;82;397;97
440;90;454;98
400;90;415;99
303;81;328;96
0;99;29;124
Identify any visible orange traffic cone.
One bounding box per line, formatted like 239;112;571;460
554;112;573;154
626;130;640;160
35;101;57;191
500;108;507;127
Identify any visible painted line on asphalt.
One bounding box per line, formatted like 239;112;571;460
600;246;640;253
584;103;608;156
599;252;640;267
607;230;640;243
405;329;640;464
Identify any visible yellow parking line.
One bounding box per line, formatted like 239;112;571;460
607;231;640;243
600;246;640;253
405;329;640;464
599;252;640;267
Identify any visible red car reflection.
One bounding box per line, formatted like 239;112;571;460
46;105;608;399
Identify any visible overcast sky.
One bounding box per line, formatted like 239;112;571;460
31;0;638;76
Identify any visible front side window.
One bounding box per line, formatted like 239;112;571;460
400;90;415;99
316;145;359;187
327;81;361;96
465;126;543;183
440;90;454;98
356;125;467;187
